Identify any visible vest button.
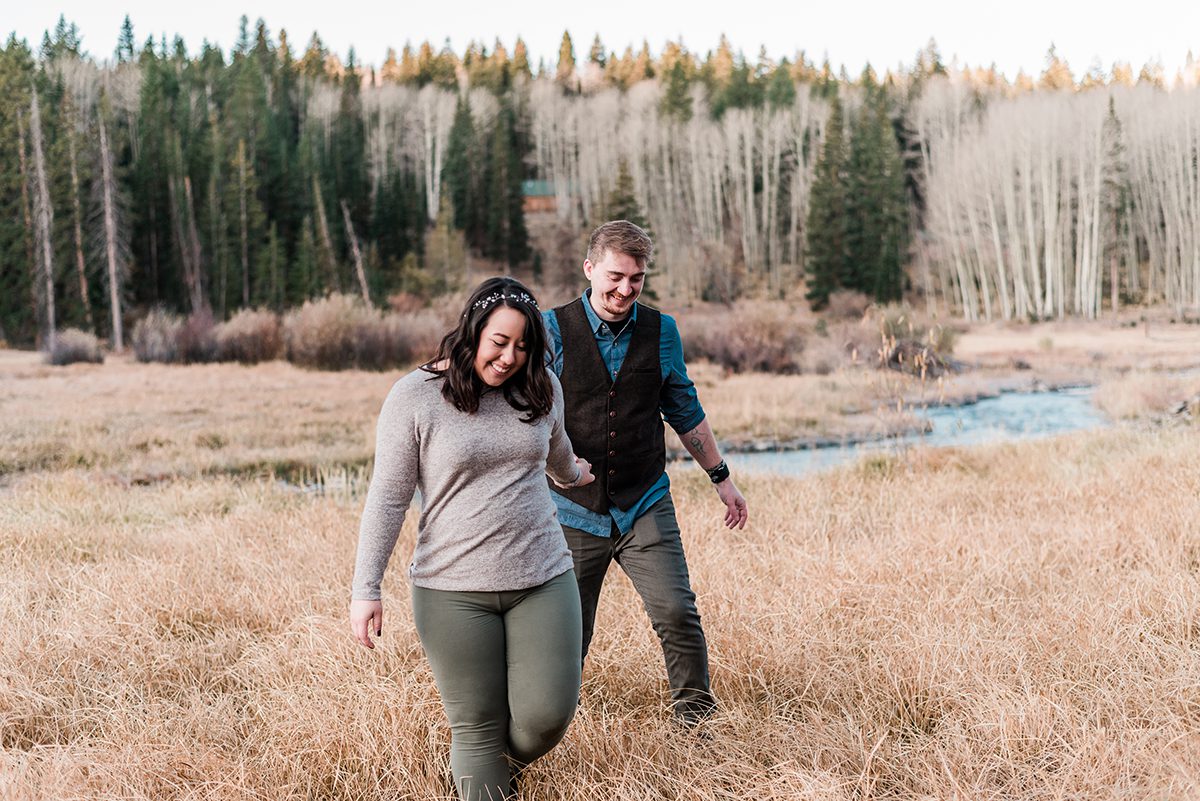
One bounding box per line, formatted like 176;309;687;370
608;450;615;457
609;391;616;398
608;469;615;476
607;488;615;495
609;431;617;438
608;410;616;418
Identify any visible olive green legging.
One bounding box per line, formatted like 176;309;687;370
411;569;582;801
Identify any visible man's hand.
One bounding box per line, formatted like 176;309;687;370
715;478;748;529
350;598;383;649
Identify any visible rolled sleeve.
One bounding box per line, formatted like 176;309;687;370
541;309;564;375
659;314;705;434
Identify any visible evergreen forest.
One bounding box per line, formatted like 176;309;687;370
4;16;1200;348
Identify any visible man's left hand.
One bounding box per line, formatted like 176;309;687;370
715;479;748;530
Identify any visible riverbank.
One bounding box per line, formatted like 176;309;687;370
666;316;1200;456
5;315;1200;478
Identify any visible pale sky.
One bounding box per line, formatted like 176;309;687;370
7;0;1199;82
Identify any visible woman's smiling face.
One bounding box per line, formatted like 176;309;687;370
473;306;529;387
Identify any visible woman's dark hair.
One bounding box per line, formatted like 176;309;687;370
422;277;552;422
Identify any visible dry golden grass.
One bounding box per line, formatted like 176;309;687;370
4;350;1200;799
1093;371;1200;420
955;319;1200;372
0;350;394;481
0;350;959;479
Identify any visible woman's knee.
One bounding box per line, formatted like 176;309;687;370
509;699;576;761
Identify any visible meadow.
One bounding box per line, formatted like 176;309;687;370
2;321;1200;800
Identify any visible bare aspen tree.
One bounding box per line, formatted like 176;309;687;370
311;176;339;290
97;90;127;349
523;75;826;300
183;176;204;307
917;74;1200;319
16;108;37;336
416;85;455;223
30;87;56;351
341;199;371;303
237;139;251;307
58;57;100;332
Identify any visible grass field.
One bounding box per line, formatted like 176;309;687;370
2;331;1200;799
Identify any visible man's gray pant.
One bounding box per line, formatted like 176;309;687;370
562;493;716;721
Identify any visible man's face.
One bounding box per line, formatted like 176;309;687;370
583;250;645;322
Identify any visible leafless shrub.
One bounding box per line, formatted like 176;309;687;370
385;292;426;315
353;314;414;371
826;289;872;320
870;304;960;356
215;309;282;364
800;336;848;375
284;294;421;371
177;310;217;364
131;309;183;363
284;294;370;370
386;310;447;365
680;301;808;374
45;328;104;365
866;304;962;377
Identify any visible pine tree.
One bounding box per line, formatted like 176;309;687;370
484;98;529;267
805;94;847;309
512;39;532;81
660;60;693;121
299;33;327;79
333;48;369;291
766;62;796;109
1039;44;1074;91
844;69;906;302
253;221;283;309
605;159;652;235
290;214;319;302
0;36;38;344
1101;95;1132;309
555;31;577;92
588;35;606;68
116;16;136;63
443;94;480;243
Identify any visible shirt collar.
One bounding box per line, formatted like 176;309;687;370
581;289;637;336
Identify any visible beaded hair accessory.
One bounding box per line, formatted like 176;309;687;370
471;291;539;314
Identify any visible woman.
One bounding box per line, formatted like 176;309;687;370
350;277;592;801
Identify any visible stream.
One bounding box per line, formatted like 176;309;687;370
728;386;1107;476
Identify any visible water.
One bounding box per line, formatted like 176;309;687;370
728;387;1107;477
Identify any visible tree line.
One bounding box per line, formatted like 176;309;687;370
4;18;1200;348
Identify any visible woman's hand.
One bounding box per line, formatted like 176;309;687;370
551;455;594;489
350;599;383;649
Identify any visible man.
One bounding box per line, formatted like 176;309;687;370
543;220;749;724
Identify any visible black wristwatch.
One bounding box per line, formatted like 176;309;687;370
705;460;730;484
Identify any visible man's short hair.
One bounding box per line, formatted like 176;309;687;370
587;220;653;269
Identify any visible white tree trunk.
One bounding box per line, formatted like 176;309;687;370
30;88;56;352
97;106;124;349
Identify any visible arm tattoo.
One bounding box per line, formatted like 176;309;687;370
688;434;707;457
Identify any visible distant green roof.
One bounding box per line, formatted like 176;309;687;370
522;180;556;197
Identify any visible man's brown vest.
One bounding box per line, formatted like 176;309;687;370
551;298;666;513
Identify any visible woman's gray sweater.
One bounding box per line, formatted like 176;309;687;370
351;368;581;597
